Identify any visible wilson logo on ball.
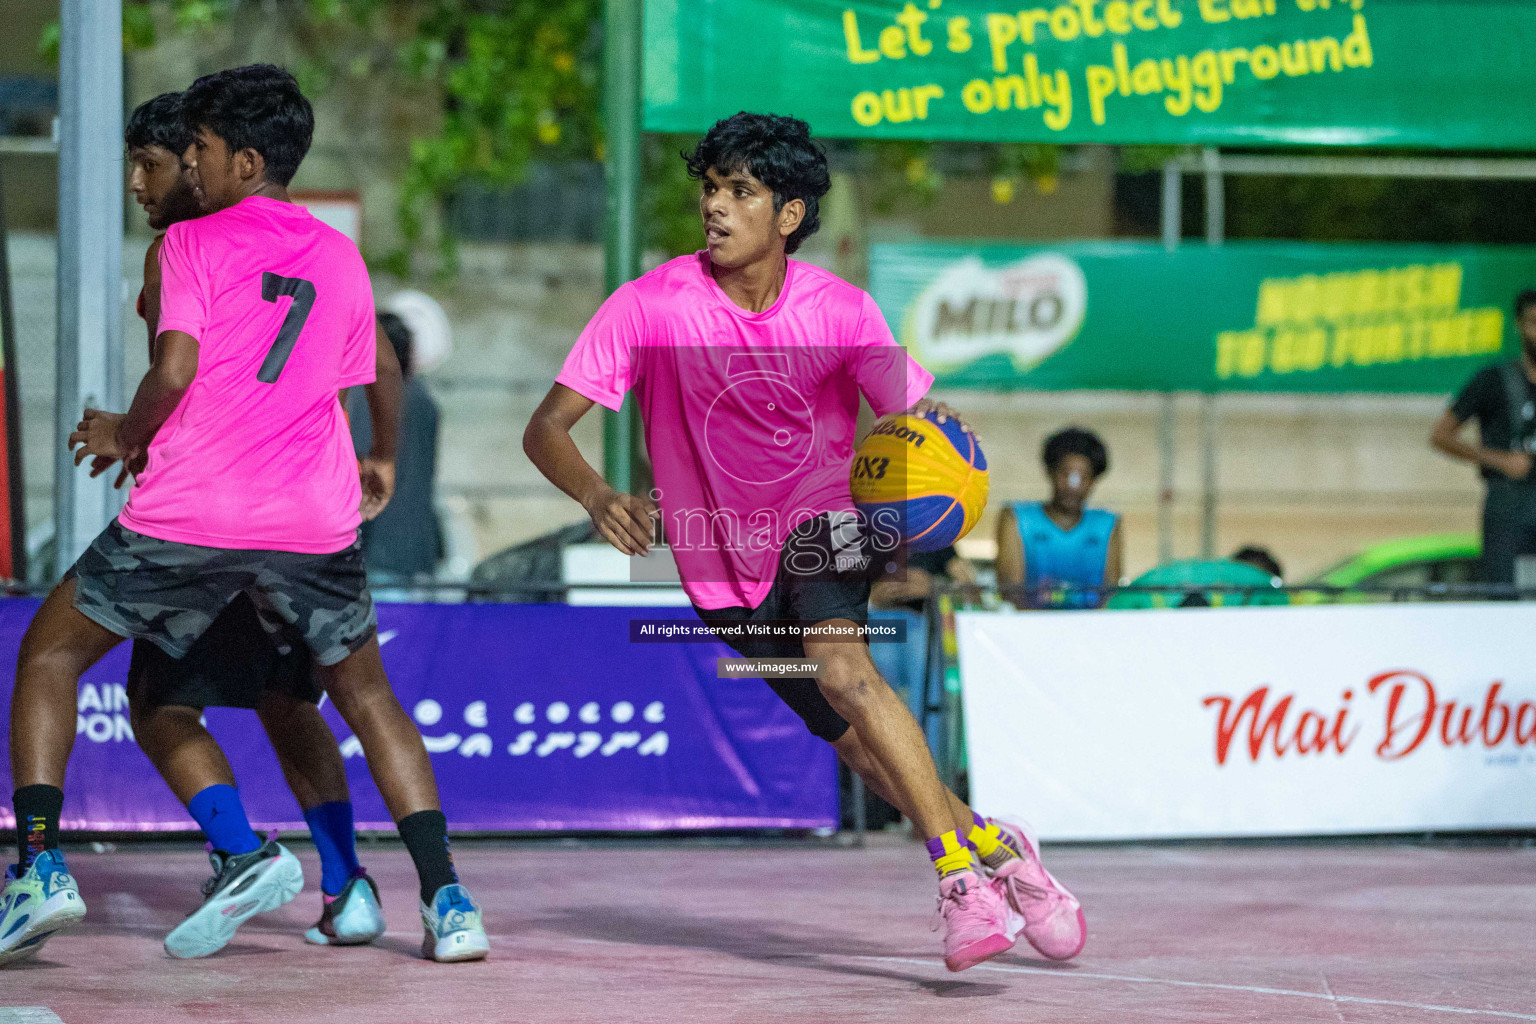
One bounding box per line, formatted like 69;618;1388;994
851;411;988;553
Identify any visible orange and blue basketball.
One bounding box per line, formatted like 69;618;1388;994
850;410;988;553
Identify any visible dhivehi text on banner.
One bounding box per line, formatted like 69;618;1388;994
0;601;838;832
869;240;1533;392
957;603;1536;839
644;0;1536;148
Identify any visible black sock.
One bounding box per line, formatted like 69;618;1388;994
398;810;457;904
14;784;63;873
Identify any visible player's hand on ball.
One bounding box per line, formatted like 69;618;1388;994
584;483;657;556
359;457;396;521
70;408;132;465
908;398;977;436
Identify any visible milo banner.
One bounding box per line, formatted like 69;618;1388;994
869;240;1534;392
644;0;1536;148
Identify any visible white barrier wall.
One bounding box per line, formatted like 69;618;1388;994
957;604;1536;840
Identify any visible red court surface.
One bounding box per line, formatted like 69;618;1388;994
3;835;1534;1023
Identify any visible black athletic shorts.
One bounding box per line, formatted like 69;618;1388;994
128;593;321;711
694;512;873;743
70;521;376;667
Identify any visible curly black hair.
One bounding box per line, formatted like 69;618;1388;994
1042;426;1109;477
683;112;830;255
182;64;313;187
125;91;194;156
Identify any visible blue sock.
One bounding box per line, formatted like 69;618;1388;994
302;801;361;897
186;785;261;856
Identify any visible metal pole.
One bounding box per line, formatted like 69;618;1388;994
1199;394;1217;558
1203;146;1224;246
602;0;642;493
1160;161;1182;252
850;771;867;843
1157;395;1175;564
1157;161;1181;563
1200;148;1223;558
55;0;124;575
0;161;25;581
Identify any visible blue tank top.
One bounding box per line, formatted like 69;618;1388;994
1011;501;1117;609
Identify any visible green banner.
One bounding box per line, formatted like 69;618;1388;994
869;241;1534;392
644;0;1536;148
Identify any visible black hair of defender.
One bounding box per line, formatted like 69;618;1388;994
1042;426;1109;477
1516;289;1536;320
683;112;831;255
181;64;314;187
125;91;194;157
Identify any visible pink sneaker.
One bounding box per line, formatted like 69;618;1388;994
987;818;1086;961
934;870;1016;972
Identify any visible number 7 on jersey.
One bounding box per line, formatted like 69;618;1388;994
258;272;317;383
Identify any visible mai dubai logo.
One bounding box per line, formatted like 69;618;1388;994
906;253;1087;373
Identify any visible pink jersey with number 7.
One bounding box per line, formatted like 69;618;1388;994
118;195;376;554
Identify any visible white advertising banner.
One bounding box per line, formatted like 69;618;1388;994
958;604;1536;840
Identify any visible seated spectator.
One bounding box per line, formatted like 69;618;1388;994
348;312;443;582
996;427;1122;609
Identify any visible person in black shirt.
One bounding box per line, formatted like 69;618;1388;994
349;312;443;580
1431;288;1536;586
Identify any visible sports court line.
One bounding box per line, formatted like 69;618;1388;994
854;956;1536;1021
0;1010;65;1024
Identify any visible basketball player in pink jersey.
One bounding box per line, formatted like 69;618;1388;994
2;65;487;965
112;89;388;952
524;112;1085;971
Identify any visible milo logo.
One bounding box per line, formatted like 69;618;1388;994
871;420;926;447
906;252;1087;374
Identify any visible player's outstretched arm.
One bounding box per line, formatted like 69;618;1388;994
523;383;655;556
70;330;199;469
358;324;404;521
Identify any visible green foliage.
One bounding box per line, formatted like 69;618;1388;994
646;134;706;258
50;1;605;274
390;1;602;270
38;1;233;61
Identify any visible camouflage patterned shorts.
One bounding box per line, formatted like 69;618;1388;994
70;521;376;667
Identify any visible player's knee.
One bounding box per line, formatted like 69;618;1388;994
17;631;93;689
128;703;199;759
814;645;885;711
323;671;398;721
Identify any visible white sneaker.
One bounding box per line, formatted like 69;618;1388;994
304;870;385;946
420;883;489;962
164;840;303;959
0;850;86;966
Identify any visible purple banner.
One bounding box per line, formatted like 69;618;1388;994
0;600;837;832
